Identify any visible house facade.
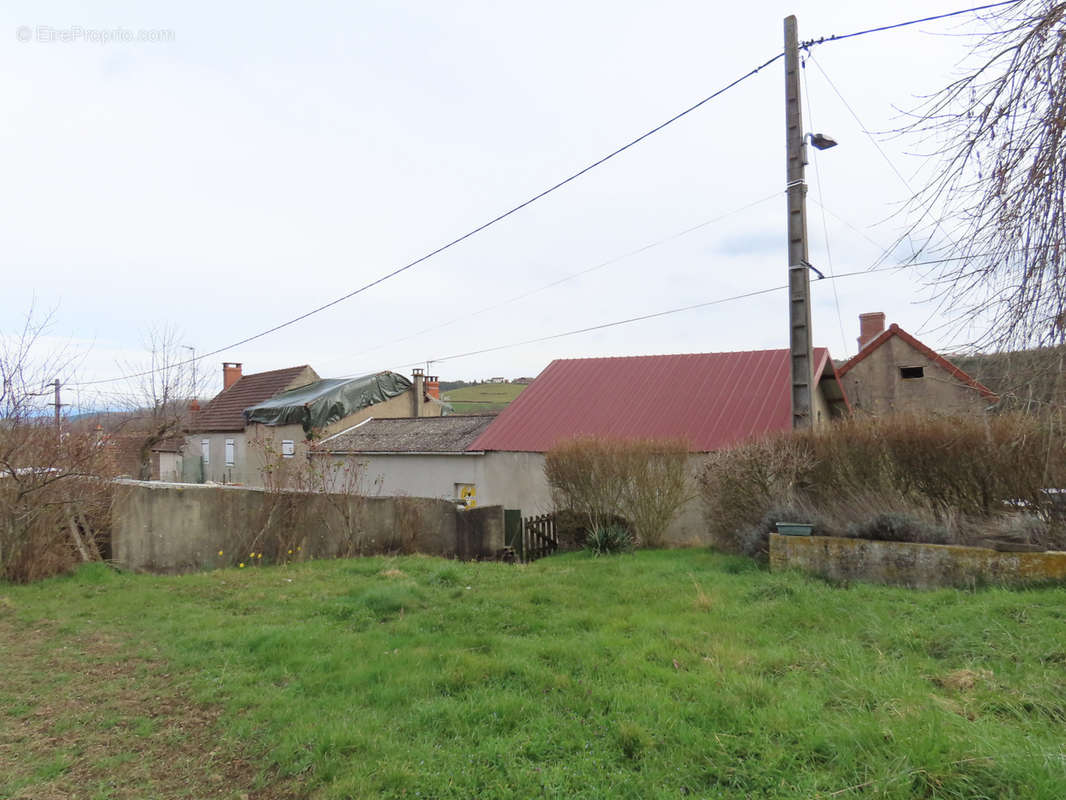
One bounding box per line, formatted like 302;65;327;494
837;313;996;415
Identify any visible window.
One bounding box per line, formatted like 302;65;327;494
281;440;295;458
201;439;210;465
225;439;235;466
899;366;925;380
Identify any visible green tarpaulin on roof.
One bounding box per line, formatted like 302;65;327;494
243;372;412;434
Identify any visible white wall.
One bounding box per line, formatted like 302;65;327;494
318;449;707;545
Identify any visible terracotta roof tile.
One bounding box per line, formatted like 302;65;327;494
193;365;315;432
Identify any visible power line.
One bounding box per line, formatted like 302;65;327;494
321;190;783;375
384;256;983;370
801;55;848;355
71;50;785;388
68;1;1024;389
807;54;916;193
800;0;1022;49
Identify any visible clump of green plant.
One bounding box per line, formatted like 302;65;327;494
584;524;634;556
845;512;953;545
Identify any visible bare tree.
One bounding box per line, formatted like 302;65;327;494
119;324;202;480
1;306;115;581
904;2;1066;349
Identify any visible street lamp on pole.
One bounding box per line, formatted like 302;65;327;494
180;345;197;402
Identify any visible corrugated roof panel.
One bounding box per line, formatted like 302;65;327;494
469;349;831;453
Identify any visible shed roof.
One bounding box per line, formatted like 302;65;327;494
838;324;997;402
468;349;841;453
320;415;495;454
193;365;315;432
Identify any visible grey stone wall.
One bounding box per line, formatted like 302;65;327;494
770;533;1066;589
112;480;501;574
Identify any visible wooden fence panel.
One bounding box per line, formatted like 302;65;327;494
521;513;558;562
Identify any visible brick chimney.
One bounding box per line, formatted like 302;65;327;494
411;368;425;417
426;375;440;401
223;362;243;391
857;313;886;351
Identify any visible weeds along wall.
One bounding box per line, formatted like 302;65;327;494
112;481;504;574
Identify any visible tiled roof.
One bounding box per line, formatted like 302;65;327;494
838;324;997;401
193;365;315;432
321;415;496;454
469;349;837;453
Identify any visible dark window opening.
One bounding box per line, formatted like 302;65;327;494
900;366;924;379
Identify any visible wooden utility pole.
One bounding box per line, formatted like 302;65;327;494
784;15;814;429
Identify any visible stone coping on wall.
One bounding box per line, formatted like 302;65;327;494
769;533;1066;589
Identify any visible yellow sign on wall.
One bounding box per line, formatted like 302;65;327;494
456;483;477;510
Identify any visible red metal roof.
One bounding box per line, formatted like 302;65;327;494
838;324;997;402
469;348;834;453
193;365;315;432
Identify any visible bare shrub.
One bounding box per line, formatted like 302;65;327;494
1;308;117;582
544;437;632;534
545;436;692;548
699;411;1066;556
246;432;381;560
386;495;423;554
699;435;815;554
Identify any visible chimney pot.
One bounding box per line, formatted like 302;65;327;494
223;362;243;391
857;312;886;351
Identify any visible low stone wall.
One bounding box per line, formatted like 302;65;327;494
112;481;504;574
770;533;1066;589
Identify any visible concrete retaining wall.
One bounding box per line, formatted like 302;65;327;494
112;481;504;574
770;533;1066;589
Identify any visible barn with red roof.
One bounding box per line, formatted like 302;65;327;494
317;347;848;546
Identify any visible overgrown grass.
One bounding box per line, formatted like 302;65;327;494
3;552;1066;798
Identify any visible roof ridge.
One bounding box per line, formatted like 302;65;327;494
238;364;311;379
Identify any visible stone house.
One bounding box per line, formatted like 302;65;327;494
837;313;997;416
185;363;442;485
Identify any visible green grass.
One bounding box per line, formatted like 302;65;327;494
442;383;525;414
3;552;1066;798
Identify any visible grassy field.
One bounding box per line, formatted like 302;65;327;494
442;383;525;414
2;551;1066;798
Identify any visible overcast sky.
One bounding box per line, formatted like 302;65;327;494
1;1;1000;406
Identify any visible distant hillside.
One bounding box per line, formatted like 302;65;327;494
952;346;1066;410
442;383;526;414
